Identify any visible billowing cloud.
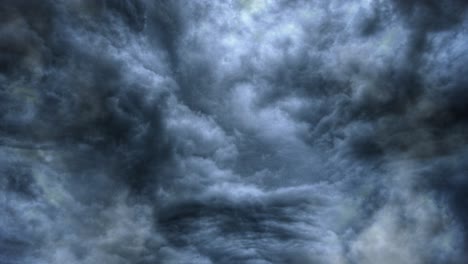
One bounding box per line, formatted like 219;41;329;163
1;0;467;263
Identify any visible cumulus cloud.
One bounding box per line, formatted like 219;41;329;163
1;0;467;263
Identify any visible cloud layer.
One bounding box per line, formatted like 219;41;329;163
1;0;467;263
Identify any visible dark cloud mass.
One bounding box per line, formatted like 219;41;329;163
1;0;467;263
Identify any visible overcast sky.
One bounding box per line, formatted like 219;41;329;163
1;0;468;263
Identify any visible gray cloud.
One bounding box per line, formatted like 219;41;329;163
1;0;467;263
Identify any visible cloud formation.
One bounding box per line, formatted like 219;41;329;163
1;0;467;263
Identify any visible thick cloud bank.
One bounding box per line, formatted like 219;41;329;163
1;0;467;263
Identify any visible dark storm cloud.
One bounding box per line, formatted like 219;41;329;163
155;1;467;262
391;0;468;30
1;0;467;263
157;184;345;264
1;1;177;263
0;0;173;196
